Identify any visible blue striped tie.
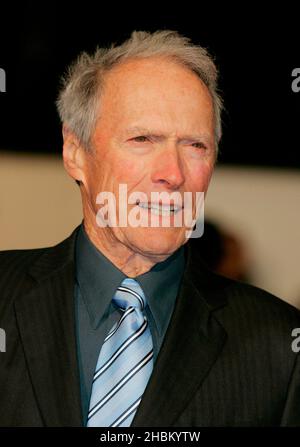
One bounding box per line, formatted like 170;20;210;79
87;278;154;427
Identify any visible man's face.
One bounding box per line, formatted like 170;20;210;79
81;57;216;258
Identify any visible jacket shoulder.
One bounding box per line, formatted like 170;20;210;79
210;275;300;347
0;247;49;305
0;226;80;276
0;226;79;304
187;247;300;331
188;244;300;319
0;247;48;275
224;278;300;319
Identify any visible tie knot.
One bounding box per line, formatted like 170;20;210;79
113;278;147;311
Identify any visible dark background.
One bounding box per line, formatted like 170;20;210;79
0;2;299;168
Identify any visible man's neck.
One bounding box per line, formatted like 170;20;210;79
83;219;169;277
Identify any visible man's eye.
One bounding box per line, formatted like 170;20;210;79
192;142;207;150
132;136;149;143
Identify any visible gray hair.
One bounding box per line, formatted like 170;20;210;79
56;30;223;151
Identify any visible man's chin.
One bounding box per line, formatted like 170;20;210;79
125;228;186;259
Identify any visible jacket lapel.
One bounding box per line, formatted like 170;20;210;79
14;228;83;426
132;246;228;427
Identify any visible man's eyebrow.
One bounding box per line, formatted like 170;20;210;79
124;127;213;142
124;126;156;136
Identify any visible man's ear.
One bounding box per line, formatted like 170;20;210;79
62;126;86;184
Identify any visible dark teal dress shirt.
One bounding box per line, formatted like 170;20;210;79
75;224;185;425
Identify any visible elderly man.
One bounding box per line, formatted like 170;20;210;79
0;30;300;427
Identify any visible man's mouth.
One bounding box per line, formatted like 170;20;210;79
136;200;182;216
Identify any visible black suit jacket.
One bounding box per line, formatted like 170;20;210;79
1;226;300;427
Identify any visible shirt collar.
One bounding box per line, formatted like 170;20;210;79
75;225;126;329
136;246;185;336
75;224;185;333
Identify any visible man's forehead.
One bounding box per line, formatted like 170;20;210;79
101;60;213;117
103;55;208;91
97;57;215;141
123;126;214;143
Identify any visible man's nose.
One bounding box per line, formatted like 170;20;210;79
151;145;185;190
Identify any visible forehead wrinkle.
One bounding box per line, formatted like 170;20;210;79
124;126;213;144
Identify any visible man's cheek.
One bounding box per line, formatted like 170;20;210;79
192;166;214;191
114;160;144;183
